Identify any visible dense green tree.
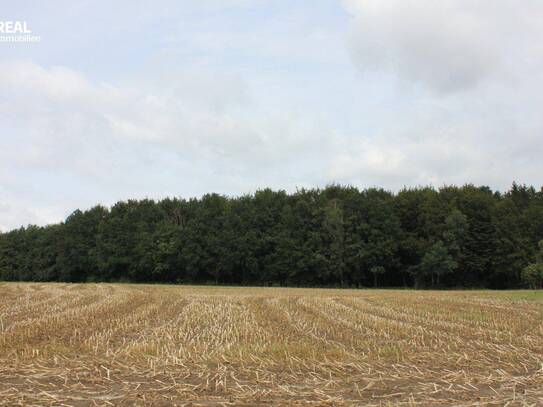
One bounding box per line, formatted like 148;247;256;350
455;186;498;286
1;183;541;288
421;241;457;287
56;206;107;282
370;266;385;287
322;199;346;285
520;240;543;289
521;263;543;289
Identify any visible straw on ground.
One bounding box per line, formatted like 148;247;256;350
0;283;542;406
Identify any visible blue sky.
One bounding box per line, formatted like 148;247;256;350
1;0;542;230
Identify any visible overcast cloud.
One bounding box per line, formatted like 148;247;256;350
1;0;542;231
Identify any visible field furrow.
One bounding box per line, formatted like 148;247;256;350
0;283;542;406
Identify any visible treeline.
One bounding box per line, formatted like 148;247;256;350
1;183;542;288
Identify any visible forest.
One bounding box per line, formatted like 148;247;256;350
1;183;542;288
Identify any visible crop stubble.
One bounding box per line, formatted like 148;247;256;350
0;283;541;406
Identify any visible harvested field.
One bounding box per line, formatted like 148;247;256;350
0;283;542;406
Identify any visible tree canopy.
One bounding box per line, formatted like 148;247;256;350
1;183;542;288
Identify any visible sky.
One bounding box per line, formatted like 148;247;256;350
1;0;542;231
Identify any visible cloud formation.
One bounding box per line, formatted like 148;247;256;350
0;59;332;230
336;0;543;187
1;1;542;231
345;0;543;93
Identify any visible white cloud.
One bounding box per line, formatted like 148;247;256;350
331;0;543;191
344;0;543;93
11;60;319;158
1;1;543;231
0;59;332;230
